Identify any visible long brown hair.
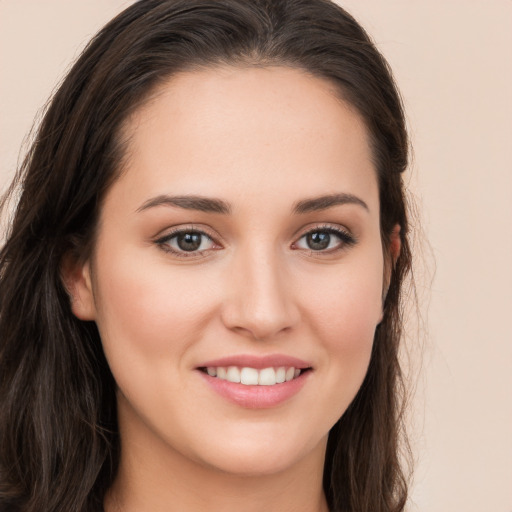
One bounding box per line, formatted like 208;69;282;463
0;1;412;510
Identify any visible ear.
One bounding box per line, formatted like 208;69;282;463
382;224;401;305
389;224;401;267
60;252;97;321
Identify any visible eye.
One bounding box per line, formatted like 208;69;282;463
294;227;356;252
156;229;217;256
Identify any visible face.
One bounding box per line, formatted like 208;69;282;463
70;66;387;477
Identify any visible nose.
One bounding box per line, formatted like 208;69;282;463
220;246;300;340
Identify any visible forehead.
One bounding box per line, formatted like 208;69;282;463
112;65;378;213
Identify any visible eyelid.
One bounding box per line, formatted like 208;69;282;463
292;223;357;253
154;224;222;257
153;222;356;259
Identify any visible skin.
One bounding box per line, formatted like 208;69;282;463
67;65;398;512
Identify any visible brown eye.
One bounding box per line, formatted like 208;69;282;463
306;232;331;251
176;232;203;251
295;227;356;252
157;230;215;255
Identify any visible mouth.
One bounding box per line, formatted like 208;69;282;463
198;366;311;386
196;355;313;408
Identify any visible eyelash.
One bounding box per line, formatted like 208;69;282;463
155;224;357;258
293;225;357;254
155;226;218;258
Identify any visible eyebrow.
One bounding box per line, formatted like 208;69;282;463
292;193;369;214
136;192;368;215
136;195;231;214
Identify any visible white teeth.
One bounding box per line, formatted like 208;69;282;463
285;367;295;382
258;367;276;386
226;366;241;383
240;367;259;385
276;367;286;383
206;365;305;385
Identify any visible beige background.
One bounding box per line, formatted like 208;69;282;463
1;1;511;510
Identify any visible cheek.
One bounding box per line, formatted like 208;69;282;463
91;245;219;367
304;257;384;340
300;257;383;400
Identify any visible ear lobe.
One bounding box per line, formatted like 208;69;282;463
381;224;401;310
60;253;96;321
389;224;401;267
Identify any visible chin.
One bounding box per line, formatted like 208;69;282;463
203;452;304;477
187;428;327;477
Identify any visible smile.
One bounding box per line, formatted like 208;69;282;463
197;355;313;408
200;366;306;386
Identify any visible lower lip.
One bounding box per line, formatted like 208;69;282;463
198;370;310;409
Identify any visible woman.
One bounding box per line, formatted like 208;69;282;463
0;1;412;511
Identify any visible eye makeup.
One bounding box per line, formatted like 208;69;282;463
154;225;221;258
154;222;357;259
293;224;356;254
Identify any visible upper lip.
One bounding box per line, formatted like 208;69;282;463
197;354;312;370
